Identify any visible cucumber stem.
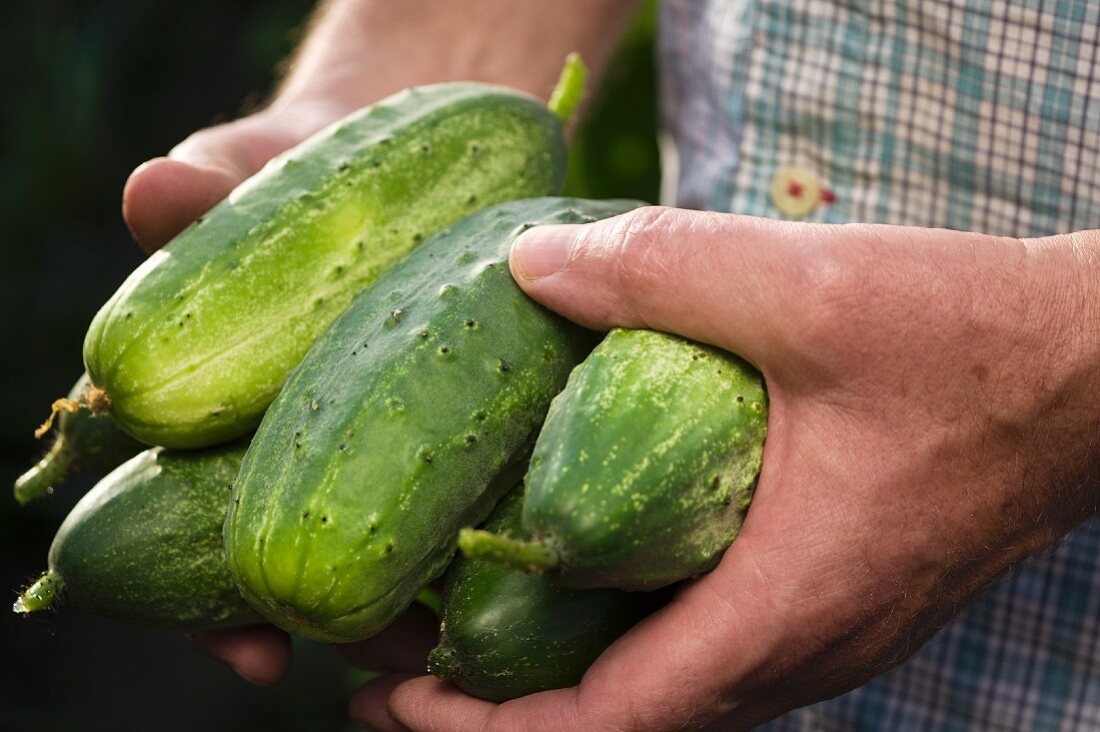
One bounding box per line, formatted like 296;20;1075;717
13;438;74;505
34;398;81;439
14;570;61;614
82;384;112;414
547;53;588;123
457;528;559;573
33;384;111;439
415;587;442;617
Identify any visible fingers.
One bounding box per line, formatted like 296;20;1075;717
509;206;828;365
387;676;544;732
123;101;351;252
385;527;818;731
123;158;242;252
187;623;292;686
348;673;418;731
334;602;440;673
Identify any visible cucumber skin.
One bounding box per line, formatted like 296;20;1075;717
225;197;643;643
524;328;767;590
48;442;259;630
428;488;652;702
15;373;144;503
84;83;566;449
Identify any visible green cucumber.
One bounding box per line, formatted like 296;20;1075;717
461;328;767;590
84;81;571;449
15;442;259;629
428;487;654;702
14;373;144;504
225;197;643;643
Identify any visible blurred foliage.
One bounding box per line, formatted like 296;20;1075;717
564;2;661;203
0;1;657;730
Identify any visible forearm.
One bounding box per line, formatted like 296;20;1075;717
272;0;638;112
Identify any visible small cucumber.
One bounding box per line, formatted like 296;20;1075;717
84;81;571;449
461;328;767;590
428;487;654;702
14;373;144;504
225;197;643;643
15;442;259;630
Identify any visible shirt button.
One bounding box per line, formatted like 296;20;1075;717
770;165;821;219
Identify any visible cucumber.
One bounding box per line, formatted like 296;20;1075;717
428;487;654;702
14;442;259;630
461;328;767;590
224;197;643;643
84;82;570;449
14;373;144;504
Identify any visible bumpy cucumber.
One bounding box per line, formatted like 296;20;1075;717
428;487;653;702
84;83;569;449
225;197;643;643
14;373;144;504
15;442;259;629
461;328;767;590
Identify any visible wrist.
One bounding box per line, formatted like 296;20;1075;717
1015;229;1100;521
269;0;637;112
1021;230;1100;401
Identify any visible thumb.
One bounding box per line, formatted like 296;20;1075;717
509;206;816;364
122;157;241;253
123;102;350;252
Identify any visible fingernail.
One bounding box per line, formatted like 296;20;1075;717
511;225;578;281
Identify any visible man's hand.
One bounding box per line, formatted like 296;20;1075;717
350;207;1100;730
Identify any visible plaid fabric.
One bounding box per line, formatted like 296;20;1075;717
659;0;1100;237
658;2;1100;729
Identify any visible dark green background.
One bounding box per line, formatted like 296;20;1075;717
0;1;658;729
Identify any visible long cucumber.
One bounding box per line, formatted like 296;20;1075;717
15;442;259;630
225;198;643;643
84;81;573;449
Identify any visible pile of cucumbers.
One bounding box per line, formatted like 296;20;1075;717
14;58;767;702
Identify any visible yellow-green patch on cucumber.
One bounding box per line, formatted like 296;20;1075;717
85;82;568;448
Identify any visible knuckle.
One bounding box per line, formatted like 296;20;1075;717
577;667;718;732
611;206;682;263
596;206;689;322
170;124;223;157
